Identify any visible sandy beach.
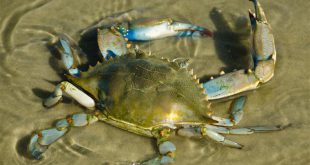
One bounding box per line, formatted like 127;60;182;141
0;0;309;164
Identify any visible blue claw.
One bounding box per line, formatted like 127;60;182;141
172;22;213;37
115;18;213;41
58;35;82;77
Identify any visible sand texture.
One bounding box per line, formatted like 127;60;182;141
0;0;309;164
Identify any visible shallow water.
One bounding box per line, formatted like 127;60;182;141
0;0;309;164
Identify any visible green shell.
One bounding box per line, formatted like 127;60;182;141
67;53;210;128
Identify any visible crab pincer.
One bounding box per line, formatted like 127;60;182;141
114;18;213;41
204;0;276;99
202;0;277;127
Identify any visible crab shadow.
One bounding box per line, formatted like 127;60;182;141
78;29;103;66
200;7;254;82
32;45;73;102
16;135;34;159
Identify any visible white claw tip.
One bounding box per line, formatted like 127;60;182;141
210;76;214;80
220;71;225;75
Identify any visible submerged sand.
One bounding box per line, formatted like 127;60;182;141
0;0;309;164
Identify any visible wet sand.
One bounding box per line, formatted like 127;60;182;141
0;0;309;164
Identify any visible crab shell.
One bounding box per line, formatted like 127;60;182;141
66;52;212;136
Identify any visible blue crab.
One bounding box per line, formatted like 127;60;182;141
29;0;283;164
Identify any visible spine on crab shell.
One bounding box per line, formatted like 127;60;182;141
187;68;206;95
192;74;200;84
196;80;207;96
189;69;199;83
188;68;194;75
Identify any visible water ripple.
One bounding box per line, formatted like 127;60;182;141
0;0;52;53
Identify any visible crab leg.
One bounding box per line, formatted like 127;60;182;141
229;96;246;125
203;0;276;100
205;130;243;148
209;96;246;127
55;34;88;77
177;124;285;149
177;127;242;148
44;81;95;110
115;18;213;41
142;128;176;165
28;113;98;159
205;124;285;135
203;70;259;100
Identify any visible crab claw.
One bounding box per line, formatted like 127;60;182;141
114;18;213;41
56;34;85;77
249;0;276;83
202;0;276;101
249;0;268;23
